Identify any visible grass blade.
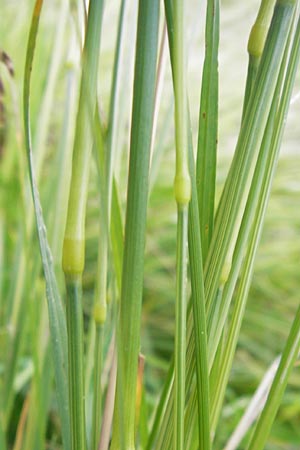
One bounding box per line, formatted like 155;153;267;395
23;1;70;449
110;2;160;449
196;0;220;261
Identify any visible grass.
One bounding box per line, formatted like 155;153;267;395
1;0;300;449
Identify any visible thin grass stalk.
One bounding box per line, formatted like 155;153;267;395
91;1;128;440
150;22;168;168
23;2;70;449
174;209;189;450
150;2;211;448
106;0;127;221
91;325;104;450
62;1;104;448
196;0;220;262
172;0;191;448
33;0;69;183
110;179;124;292
65;280;86;450
92;127;108;450
110;2;160;449
187;148;210;450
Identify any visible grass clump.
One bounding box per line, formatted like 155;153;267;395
0;0;299;449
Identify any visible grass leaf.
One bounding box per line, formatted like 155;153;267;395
23;1;70;449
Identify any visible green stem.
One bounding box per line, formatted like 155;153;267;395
174;207;188;450
172;3;191;450
91;325;103;450
66;279;87;450
110;1;160;449
106;0;128;220
196;0;219;261
188;146;211;450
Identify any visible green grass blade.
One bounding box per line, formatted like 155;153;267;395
65;279;87;450
106;0;128;220
196;0;220;262
188;149;211;450
174;209;188;450
111;178;124;293
23;2;70;449
110;2;160;449
91;325;103;450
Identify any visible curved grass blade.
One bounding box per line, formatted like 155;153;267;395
23;1;70;449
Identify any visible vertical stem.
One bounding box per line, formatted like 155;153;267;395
174;208;189;450
196;0;219;261
66;279;87;450
173;1;191;450
92;325;103;450
110;1;160;449
62;1;104;449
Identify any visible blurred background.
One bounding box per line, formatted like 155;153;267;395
0;0;300;448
